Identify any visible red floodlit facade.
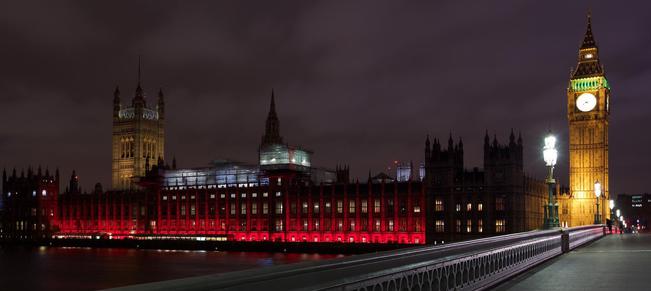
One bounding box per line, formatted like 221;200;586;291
54;176;426;244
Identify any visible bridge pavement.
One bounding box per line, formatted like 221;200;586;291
496;232;651;291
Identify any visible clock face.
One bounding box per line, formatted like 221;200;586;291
576;93;597;112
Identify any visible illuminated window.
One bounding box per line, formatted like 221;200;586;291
435;199;444;211
415;220;421;232
495;197;505;211
181;206;187;216
277;177;282;186
337;200;343;214
456;219;461;233
456;204;461;212
325;202;332;213
230;203;236;215
263;192;268;197
251;193;257;198
240;204;246;215
466;203;472;211
496;219;506;233
32;191;36;197
314;221;320;231
276;191;281;197
585;53;593;59
350;220;355;231
275;202;283;214
163;196;168;201
190;205;196;216
413;206;421;213
313;202;320;214
361;200;368;214
388;219;394;231
209;194;215;199
374;199;381;213
478;220;483;233
263;202;269;214
337;219;343;231
375;219;381;231
466;219;472;233
349;200;356;214
303;219;308;231
478;203;483;211
275;219;283;231
435;220;445;232
302;202;308;214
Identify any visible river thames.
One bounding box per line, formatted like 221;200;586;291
0;246;342;291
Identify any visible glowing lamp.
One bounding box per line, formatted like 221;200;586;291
609;200;614;210
594;181;601;198
542;135;558;166
616;209;621;218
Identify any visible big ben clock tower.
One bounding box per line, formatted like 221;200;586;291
567;13;610;226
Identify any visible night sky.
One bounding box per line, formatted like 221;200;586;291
1;1;649;194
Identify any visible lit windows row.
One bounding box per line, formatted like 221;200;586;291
434;219;505;233
435;197;505;212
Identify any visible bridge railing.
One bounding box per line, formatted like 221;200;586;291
108;225;605;291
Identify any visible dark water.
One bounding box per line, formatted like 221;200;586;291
0;246;342;291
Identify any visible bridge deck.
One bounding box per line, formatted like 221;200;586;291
496;232;651;291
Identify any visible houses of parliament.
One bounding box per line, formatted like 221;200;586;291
1;13;611;244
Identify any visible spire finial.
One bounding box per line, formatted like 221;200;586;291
138;55;142;86
270;89;276;113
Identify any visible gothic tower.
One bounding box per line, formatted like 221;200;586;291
111;61;165;190
567;13;610;226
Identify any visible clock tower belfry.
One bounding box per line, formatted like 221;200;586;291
567;12;610;226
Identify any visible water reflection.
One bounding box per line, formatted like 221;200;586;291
0;246;340;291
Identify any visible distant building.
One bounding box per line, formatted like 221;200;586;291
2;88;550;245
424;132;547;243
0;168;59;240
616;193;651;230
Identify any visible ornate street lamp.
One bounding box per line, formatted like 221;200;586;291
594;180;602;224
543;134;559;228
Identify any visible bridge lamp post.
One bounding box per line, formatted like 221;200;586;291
542;134;559;229
609;200;614;223
594;181;602;224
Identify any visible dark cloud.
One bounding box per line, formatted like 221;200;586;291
1;1;650;195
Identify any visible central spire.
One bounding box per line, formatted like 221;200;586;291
572;11;604;79
261;89;283;145
135;56;144;100
580;11;597;49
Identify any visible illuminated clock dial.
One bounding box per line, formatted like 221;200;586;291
576;93;597;112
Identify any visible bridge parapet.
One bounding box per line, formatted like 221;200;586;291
108;225;605;291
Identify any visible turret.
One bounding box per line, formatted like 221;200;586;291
509;128;516;147
424;135;431;161
69;170;79;194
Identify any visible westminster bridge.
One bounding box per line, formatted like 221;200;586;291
107;225;651;290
